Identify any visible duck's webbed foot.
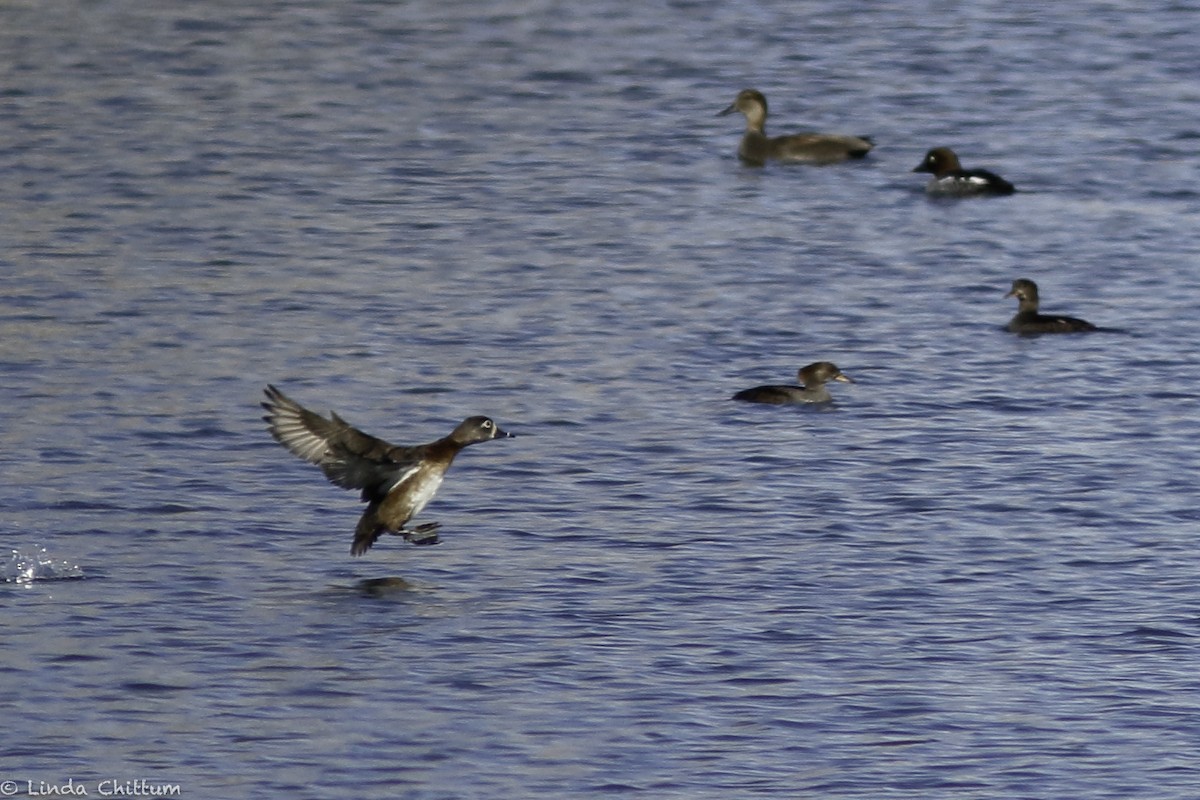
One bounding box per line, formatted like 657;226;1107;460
402;522;442;546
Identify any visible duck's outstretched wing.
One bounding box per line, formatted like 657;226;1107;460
262;385;421;500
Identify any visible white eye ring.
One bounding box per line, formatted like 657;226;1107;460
482;420;493;428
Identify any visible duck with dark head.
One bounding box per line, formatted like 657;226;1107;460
1004;278;1097;334
733;361;854;405
913;147;1015;197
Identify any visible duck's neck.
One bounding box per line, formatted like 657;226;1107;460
738;132;769;165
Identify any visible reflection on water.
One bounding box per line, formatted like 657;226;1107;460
355;576;419;597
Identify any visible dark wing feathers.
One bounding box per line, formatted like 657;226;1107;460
262;385;422;500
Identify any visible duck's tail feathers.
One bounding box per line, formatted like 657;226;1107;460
351;505;385;557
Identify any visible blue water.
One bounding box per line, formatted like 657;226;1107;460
4;1;1200;797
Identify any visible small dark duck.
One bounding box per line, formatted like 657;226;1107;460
733;361;854;404
1004;278;1097;334
262;385;512;556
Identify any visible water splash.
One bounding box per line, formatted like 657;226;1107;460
3;547;84;584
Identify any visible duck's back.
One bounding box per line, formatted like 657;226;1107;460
743;132;872;165
733;385;830;404
1007;311;1096;334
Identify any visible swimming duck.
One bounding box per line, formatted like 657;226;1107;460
912;146;1015;196
718;89;873;166
1004;278;1097;334
262;385;513;556
733;361;854;404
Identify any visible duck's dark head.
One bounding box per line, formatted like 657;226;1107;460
799;361;853;387
453;416;514;446
1005;278;1041;311
912;146;961;176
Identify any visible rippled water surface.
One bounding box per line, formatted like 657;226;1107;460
4;1;1200;797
